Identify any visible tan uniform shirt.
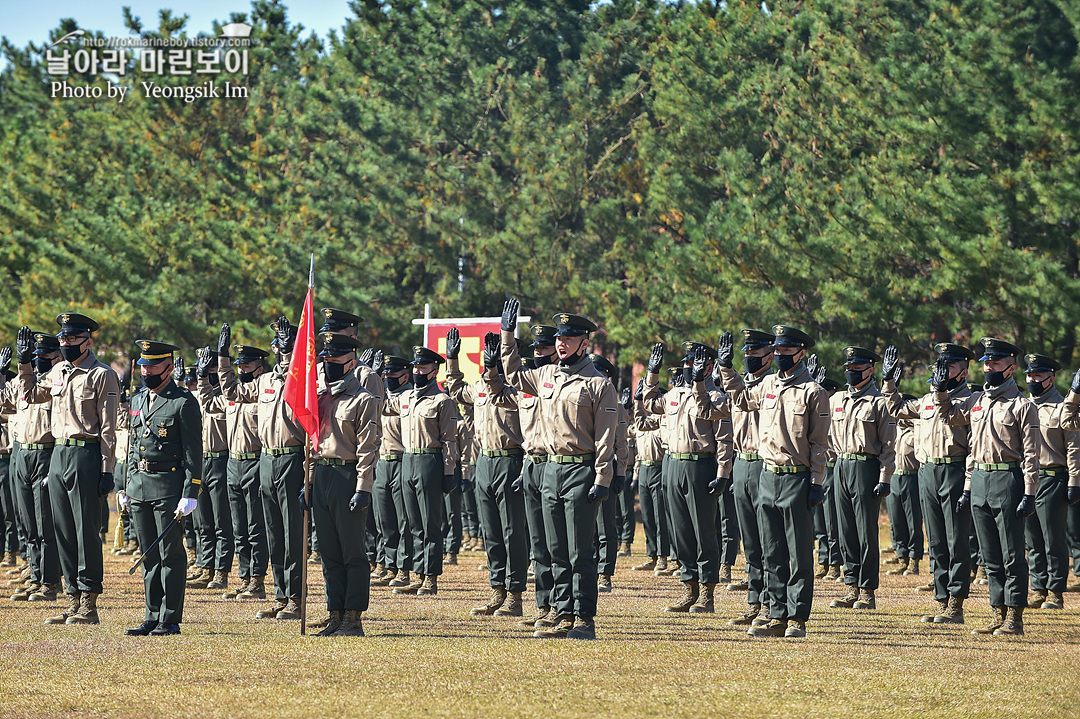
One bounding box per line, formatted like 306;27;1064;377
883;380;973;471
219;356;305;450
380;384;409;456
1030;388;1080;489
484;372;547;455
382;382;460;476
199;376;262;455
828;381;897;484
719;363;831;485
194;379;228;454
894;419;919;473
1;379;55;446
632;399;665;463
731;371;770;455
500;331;619;487
937;380;1040;494
640;374;733;478
19;352;120;473
446;360;524;451
314;373;380;492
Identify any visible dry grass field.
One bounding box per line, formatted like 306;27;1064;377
2;515;1079;719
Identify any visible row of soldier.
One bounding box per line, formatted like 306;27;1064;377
2;305;1080;639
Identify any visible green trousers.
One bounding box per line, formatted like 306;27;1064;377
442;470;462;555
637;462;667;559
389;459;414;572
668;456;720;584
615;470;636;544
717;486;740;565
402;452;444;577
196;455;233;573
815;463;841;565
130;496;187;623
758;469;814;620
476;454;528;592
49;444;104;595
888;471;923;560
260;452;305;601
13;447;59;585
971;467;1027;608
595;480;619;576
227;457;267;579
373;458;403;570
522;458;552;608
543;460;600;619
919;461;971;601
834;456;881;590
0;454;18;553
1025;471;1069;593
734;457;766;602
312;462;370;612
661;454;679;564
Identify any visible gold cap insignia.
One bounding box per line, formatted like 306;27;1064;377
983;338;992;347
323;308;333;319
141;341;151;351
560;314;570;325
61;314;71;323
1026;354;1036;364
533;326;542;336
34;333;44;343
776;327;785;334
413;346;422;355
847;348;855;357
743;330;751;339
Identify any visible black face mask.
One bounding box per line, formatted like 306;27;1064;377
323;361;348;385
385;374;406;392
412;371;432;388
984;370;1008;387
59;340;85;363
208;374;220;387
532;353;553;369
558;341;587;367
1027;378;1052;397
34;357;55;374
238;370;256;383
142;367;169;390
745;355;769;375
682;367;694;386
776;353;800;373
845;368;868;388
943;374;965;391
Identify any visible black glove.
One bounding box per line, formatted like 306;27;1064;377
709;476;731;496
298;486;310;512
217;323;231;357
15;326;33;364
647;343;664;374
807;483;825;509
812;363;827;385
806;353;819;380
717;331;734;369
629;478;639;492
634;376;644;401
446;328;461;360
172;357;185;383
510;476;523;493
275;315;294;354
620;387;632;410
1071;368;1080;395
873;482;891;497
612;476;625;494
931;355;950;392
692;345;708;382
460;477;473;492
1016;494;1036;518
359;348;374;368
371;350;385;375
196;347;215;378
483;332;499;367
956;489;971;513
97;472;114;497
587;484;609;503
441;475;458;494
882;346;901;384
1068;486;1080;505
501;298;520;333
349;490;371;512
0;347;10;375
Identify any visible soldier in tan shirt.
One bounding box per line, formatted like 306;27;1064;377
372;356;414;590
382;346;460;597
499;300;619;640
16;314;120;626
718;325;830;639
884;398;923;580
446;328;529;618
1021;353;1079;610
589;353;628;595
217;318;307;620
305;333;380;637
631;380;668;574
0;359;17;570
937;338;1040;636
3;334;62;601
827;346;896;612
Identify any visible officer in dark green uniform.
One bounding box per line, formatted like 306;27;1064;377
589;353;628;593
118;341;202;636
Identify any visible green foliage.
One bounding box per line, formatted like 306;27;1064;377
1;0;1078;382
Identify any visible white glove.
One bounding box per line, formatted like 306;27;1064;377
174;497;198;518
117;492;131;512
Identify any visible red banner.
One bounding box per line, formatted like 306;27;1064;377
284;284;320;450
427;320;503;388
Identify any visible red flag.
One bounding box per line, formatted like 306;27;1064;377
284;256;320;449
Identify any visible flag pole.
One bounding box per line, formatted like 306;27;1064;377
299;253;314;636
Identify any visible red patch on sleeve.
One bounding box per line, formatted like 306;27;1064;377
264;388;275;395
834;407;843;413
669;401;679;407
523;394;534;399
765;393;776;400
478;392;487;398
402;404;410;410
228;402;235;406
543;382;554;389
130;409;140;416
973;405;982;411
924;405;934;410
